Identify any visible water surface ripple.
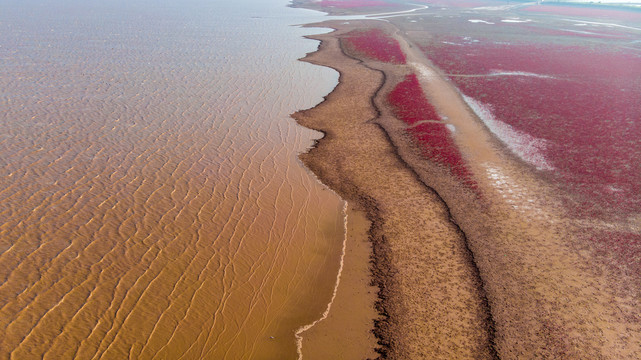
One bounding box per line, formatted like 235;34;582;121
0;1;343;358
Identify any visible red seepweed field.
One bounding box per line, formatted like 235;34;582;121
423;33;641;219
342;28;406;64
388;74;476;188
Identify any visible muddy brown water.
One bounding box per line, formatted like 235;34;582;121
0;1;347;358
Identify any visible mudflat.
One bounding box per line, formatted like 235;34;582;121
293;21;495;358
298;204;379;360
292;13;641;359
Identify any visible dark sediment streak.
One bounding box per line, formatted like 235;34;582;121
372;122;500;360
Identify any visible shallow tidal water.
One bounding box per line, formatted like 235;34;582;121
0;0;344;358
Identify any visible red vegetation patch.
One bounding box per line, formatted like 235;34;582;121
407;123;477;188
388;74;476;188
342;28;406;64
425;38;641;217
319;0;396;8
522;4;641;21
387;73;439;125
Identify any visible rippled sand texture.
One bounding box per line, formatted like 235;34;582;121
0;1;345;359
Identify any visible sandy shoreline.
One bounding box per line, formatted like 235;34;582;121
292;14;641;359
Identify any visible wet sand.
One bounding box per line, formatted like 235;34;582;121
294;17;641;359
298;204;379;360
